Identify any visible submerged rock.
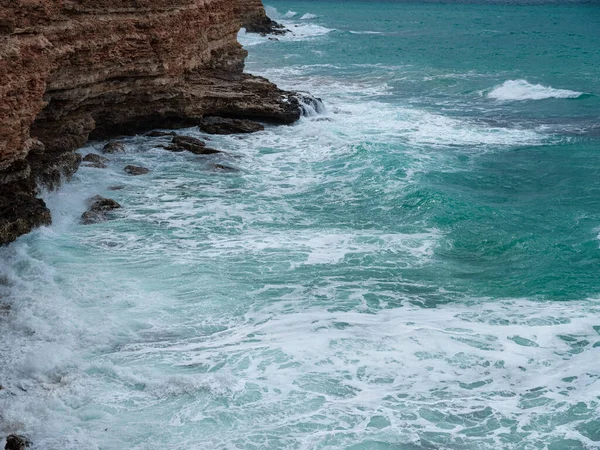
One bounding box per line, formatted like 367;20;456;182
102;141;125;154
5;435;31;450
164;136;223;155
83;154;109;164
81;196;121;225
83;153;109;168
199;117;264;135
124;165;149;175
213;164;239;172
145;131;178;138
297;93;326;117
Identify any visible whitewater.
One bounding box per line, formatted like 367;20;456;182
2;1;600;449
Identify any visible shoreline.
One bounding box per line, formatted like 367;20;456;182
0;0;297;247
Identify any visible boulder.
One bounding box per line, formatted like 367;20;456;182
198;117;264;135
102;141;125;154
5;435;31;450
83;154;109;164
163;136;224;155
83;153;109;168
81;196;121;225
124;165;149;175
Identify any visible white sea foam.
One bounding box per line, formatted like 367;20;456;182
488;79;583;101
300;13;319;20
349;30;385;35
238;22;333;47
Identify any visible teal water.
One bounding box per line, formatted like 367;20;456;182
2;1;600;448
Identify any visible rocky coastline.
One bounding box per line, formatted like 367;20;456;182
0;0;301;246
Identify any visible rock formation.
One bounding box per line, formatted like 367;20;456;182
0;0;302;245
239;0;288;35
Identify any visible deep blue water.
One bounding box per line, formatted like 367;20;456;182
1;1;600;448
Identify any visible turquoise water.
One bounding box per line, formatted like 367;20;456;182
2;1;600;448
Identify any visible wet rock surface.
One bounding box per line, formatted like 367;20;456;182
81;196;121;225
102;142;125;154
0;159;53;245
83;153;109;168
213;164;239;172
240;0;289;35
124;165;150;176
5;435;31;450
199;117;265;135
164;136;224;155
145;131;178;138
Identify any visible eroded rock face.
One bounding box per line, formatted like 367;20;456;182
0;0;301;245
239;0;288;35
199;117;265;134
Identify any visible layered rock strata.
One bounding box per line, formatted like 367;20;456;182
239;0;288;35
0;0;301;245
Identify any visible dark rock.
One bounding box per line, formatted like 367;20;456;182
0;160;52;246
5;434;31;450
84;162;106;169
198;117;265;135
108;186;125;191
81;196;121;225
145;131;178;137
163;136;224;155
172;136;206;150
124;165;149;175
268;37;279;41
83;153;108;169
83;154;109;164
243;14;289;36
28;151;82;191
213;164;239;172
102;141;125;154
0;192;51;246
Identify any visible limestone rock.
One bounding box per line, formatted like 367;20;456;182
0;0;303;244
240;0;289;35
199;117;265;135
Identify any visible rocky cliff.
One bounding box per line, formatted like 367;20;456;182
0;0;300;245
239;0;287;34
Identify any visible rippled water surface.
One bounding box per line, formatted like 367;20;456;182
1;1;600;448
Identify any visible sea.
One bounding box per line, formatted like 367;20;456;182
1;1;600;448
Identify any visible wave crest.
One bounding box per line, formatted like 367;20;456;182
488;79;583;101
